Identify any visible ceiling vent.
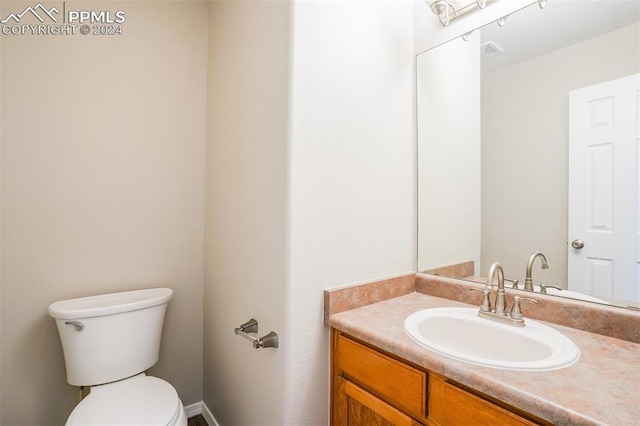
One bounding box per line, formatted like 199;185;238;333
481;41;504;60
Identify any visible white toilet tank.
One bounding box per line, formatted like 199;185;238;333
48;288;173;386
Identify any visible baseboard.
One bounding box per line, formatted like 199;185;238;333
184;401;219;426
184;401;202;418
200;402;219;426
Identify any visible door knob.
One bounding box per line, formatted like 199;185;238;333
571;239;585;249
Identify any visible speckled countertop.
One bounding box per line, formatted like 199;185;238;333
329;290;640;425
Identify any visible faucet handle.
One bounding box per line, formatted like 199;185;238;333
510;296;538;320
539;284;562;294
504;278;519;289
470;288;492;312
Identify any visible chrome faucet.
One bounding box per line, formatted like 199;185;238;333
487;262;507;316
470;261;539;327
524;252;549;292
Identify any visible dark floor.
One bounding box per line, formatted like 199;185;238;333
188;414;209;426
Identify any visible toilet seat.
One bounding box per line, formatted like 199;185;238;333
66;374;184;426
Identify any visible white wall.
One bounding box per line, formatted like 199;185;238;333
1;2;207;424
482;22;640;286
417;34;481;273
286;1;415;423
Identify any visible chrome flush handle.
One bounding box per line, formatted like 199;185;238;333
64;321;84;332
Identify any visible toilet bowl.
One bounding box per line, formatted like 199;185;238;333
49;288;187;426
66;374;187;426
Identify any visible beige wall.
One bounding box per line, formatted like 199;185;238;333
482;23;640;286
203;1;289;424
0;2;207;424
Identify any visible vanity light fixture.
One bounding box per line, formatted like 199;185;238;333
425;0;489;26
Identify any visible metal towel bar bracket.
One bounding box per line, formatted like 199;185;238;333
234;318;279;349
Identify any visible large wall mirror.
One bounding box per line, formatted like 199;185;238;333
417;0;640;310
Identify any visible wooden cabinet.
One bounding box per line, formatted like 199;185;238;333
439;381;538;425
335;377;421;426
331;329;548;426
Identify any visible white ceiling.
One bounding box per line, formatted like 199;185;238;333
480;0;640;72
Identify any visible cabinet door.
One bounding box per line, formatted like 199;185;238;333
442;382;538;426
334;377;422;426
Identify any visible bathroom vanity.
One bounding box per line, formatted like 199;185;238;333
333;330;544;425
326;273;640;425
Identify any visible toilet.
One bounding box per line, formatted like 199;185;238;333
49;287;188;426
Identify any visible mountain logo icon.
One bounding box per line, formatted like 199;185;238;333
1;2;59;24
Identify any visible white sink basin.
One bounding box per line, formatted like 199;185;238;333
404;307;579;371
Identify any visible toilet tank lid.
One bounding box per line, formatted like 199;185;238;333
48;288;173;320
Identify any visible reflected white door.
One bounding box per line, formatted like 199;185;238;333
568;74;640;302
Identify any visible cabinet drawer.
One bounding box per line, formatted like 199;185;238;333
335;334;427;419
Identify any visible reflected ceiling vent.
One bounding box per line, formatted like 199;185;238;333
481;41;503;60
